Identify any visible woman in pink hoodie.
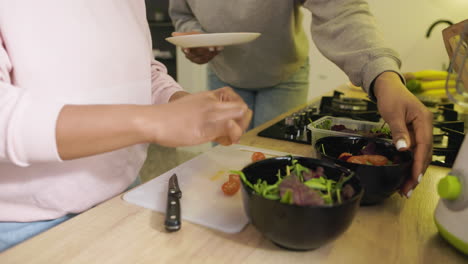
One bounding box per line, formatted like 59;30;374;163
0;1;251;251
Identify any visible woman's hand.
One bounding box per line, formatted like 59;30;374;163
144;87;251;147
373;72;433;198
172;32;223;64
211;87;253;145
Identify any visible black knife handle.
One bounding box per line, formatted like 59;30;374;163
165;195;181;232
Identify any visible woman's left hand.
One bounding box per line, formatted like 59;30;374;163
373;72;433;198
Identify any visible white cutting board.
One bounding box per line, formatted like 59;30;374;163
123;144;291;234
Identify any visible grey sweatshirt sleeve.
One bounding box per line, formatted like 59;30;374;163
303;0;403;97
169;0;204;32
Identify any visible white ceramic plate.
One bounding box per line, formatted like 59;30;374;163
165;32;261;48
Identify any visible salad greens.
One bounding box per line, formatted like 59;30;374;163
312;119;332;130
232;158;355;206
313;119;392;139
370;126;392;138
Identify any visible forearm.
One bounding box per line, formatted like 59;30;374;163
56;104;150;160
304;0;402;94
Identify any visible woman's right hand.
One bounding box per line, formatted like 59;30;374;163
172;32;223;64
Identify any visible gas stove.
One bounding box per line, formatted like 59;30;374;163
257;90;465;167
258;91;379;144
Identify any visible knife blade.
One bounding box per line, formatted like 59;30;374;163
165;173;182;232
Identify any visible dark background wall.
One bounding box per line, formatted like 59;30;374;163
145;0;177;80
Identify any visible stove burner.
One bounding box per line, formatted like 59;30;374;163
332;97;368;111
432;120;465;167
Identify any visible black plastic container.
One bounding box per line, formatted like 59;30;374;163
240;156;363;251
315;136;413;205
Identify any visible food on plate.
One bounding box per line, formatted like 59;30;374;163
232;158;355;206
221;174;241;196
251;151;266;162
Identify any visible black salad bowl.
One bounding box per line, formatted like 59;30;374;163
240;156;363;251
314;136;413;205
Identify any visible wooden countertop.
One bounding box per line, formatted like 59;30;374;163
1;86;466;263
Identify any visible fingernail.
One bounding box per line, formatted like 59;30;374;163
216;46;224;51
396;139;407;150
209;47;215;52
183;48;189;53
417;173;423;184
406;189;413;198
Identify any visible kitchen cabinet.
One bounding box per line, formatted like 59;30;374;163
145;0;177;80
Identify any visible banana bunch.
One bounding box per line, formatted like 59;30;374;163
404;70;457;96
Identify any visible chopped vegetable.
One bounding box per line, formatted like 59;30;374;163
347;155;389;166
232;158;355;206
279;175;325;206
338;143;394;166
370;126;391;138
313;119;332;130
338;152;353;161
221;174;241;196
319;123;392;139
251;152;266;162
229;174;240;183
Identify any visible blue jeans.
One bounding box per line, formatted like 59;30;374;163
207;60;309;129
0;176;141;252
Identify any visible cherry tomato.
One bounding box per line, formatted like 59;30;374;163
229;174;240;183
221;180;240;196
251;152;266;162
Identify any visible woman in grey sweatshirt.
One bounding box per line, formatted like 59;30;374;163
169;0;433;197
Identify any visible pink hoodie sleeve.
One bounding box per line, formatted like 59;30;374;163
0;34;65;167
150;59;184;105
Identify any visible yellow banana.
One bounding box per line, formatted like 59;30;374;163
420;80;456;90
418;88;457;96
404;70;457;81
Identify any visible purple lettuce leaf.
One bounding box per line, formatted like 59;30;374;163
341;184;355;200
279;174;324;206
331;124;358;133
302;166;325;181
360;142;377;155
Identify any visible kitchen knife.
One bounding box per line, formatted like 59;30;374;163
165;173;182;232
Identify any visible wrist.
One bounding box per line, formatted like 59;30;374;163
372;71;405;99
133;105;159;143
169;91;190;102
